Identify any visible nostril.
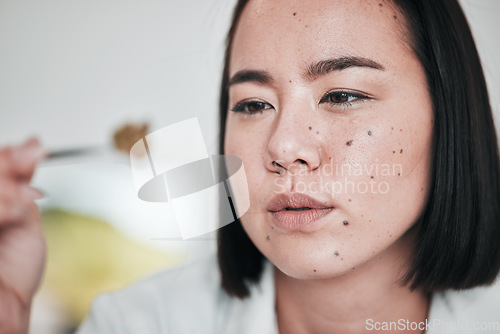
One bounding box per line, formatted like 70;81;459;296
272;161;286;175
273;160;286;170
295;159;307;165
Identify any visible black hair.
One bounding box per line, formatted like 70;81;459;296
217;0;500;298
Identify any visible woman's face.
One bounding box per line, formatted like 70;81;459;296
224;0;433;279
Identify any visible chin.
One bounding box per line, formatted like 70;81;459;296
273;257;357;280
262;240;359;280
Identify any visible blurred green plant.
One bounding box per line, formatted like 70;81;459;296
40;208;178;324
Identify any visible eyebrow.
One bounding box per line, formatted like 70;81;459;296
306;56;385;80
227;56;385;88
227;70;272;87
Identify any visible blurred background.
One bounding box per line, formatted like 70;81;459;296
0;0;498;333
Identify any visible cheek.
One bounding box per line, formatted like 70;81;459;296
224;117;269;210
334;111;433;239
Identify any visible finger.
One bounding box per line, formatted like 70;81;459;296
0;195;27;226
0;138;46;181
0;175;44;202
11;138;46;181
0;183;43;227
0;177;22;199
0;147;12;175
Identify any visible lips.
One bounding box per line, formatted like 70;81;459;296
267;193;334;231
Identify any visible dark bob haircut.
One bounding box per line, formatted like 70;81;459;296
217;0;500;298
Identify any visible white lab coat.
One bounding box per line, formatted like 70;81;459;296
76;254;500;333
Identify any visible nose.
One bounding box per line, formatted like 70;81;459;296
266;104;322;175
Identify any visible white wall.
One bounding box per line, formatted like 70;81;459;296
0;0;236;153
461;0;500;127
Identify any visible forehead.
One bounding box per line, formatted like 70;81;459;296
230;0;410;75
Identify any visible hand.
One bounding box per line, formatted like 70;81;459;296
0;138;46;334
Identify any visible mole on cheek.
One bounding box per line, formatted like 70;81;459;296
308;126;312;130
343;220;349;226
266;235;270;241
293;12;297;16
346;140;353;146
368;131;372;136
400;149;403;154
334;251;340;256
313;269;317;272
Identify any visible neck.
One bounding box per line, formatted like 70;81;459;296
274;232;429;334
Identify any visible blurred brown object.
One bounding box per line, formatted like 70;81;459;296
113;123;149;156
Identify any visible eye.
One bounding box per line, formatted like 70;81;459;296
320;90;369;109
230;99;273;114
